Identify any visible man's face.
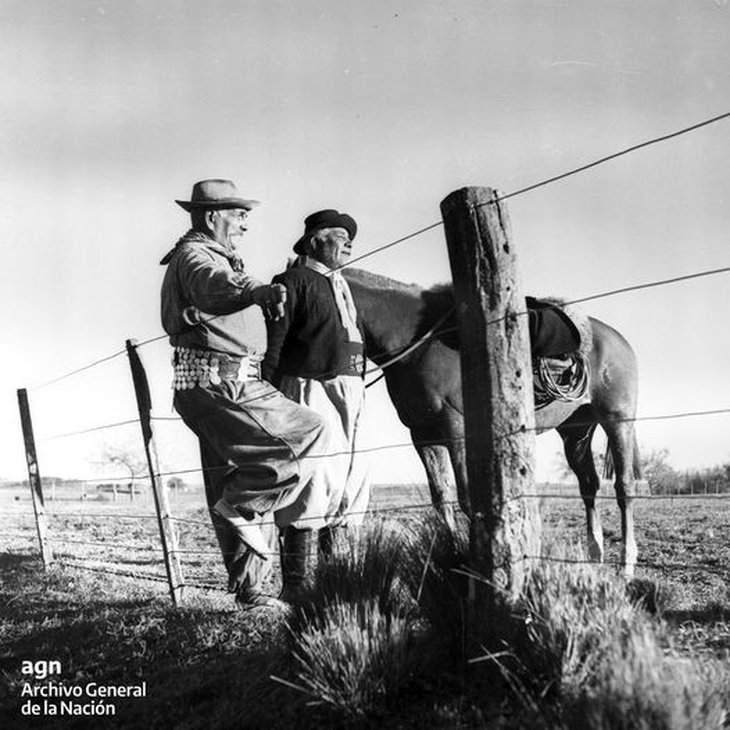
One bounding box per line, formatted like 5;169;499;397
310;227;353;269
210;208;249;248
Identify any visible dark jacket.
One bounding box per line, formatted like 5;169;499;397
264;266;365;384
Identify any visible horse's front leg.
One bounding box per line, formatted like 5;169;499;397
602;418;637;578
413;439;457;532
558;414;604;564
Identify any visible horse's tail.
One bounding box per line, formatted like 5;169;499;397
602;433;643;480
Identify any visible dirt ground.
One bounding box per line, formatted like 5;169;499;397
1;482;729;728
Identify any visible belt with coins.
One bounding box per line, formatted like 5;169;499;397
337;352;365;378
172;347;262;390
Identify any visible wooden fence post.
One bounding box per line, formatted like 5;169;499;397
17;388;54;568
440;187;541;642
125;339;185;606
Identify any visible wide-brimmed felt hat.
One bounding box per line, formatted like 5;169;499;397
293;209;357;254
176;179;260;212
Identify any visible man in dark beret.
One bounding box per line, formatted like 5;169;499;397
264;209;371;601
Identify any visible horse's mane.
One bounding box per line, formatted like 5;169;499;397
345;267;458;347
343;267;424;296
345;268;594;357
344;267;455;304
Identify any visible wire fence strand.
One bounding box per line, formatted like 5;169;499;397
335;110;730;272
22;110;730;393
43;418;141;441
14;487;728;584
31;348;128;392
15;109;730;593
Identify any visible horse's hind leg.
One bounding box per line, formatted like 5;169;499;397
557;408;603;564
413;440;457;532
601;417;637;578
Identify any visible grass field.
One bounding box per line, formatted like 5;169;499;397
1;482;729;728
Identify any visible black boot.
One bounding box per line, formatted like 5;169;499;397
279;526;312;604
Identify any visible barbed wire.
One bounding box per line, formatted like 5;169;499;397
520;553;729;577
31;348;128;393
151;405;730;479
30;260;730;420
23;111;730;394
15;402;730;492
48;536;160;551
12;491;729;586
15;110;730;597
9;488;725;528
45;529;730;582
13;489;727;535
26;254;730;414
52;558;225;593
562;265;730;308
33;402;714;487
47;552;730;597
335;110;730;273
55;559;170;584
46;511;159;519
43;418;141;441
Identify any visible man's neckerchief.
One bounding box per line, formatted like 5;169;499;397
159;229;245;272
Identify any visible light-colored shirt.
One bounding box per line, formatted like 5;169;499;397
160;230;266;357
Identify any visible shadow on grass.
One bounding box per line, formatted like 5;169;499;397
0;551;42;575
0;550;305;729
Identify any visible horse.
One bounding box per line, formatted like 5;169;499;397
344;267;642;577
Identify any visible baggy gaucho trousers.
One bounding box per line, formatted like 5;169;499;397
279;374;370;527
174;377;339;595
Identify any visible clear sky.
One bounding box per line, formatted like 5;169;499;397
2;0;729;485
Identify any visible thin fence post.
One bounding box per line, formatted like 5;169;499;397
125;339;185;606
440;186;541;646
16;388;54;568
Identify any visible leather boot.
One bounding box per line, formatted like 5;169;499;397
279;526;312;604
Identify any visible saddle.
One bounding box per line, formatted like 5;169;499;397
527;297;590;408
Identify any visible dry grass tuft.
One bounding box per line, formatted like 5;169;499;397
282;599;413;721
505;543;729;729
292;519;413;627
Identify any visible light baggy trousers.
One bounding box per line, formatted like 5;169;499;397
279;375;371;527
174;378;341;594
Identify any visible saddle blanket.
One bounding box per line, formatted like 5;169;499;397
527;297;591;407
527;296;581;358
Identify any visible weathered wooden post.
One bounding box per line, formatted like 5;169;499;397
16;388;54;568
440;186;541;643
126;339;185;606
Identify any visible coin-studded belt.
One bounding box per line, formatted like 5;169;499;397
172;347;262;390
336;352;365;378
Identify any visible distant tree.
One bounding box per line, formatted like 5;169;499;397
681;463;730;495
92;439;147;502
642;448;681;494
166;476;186;491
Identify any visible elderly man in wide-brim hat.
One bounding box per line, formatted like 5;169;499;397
160;180;339;609
263;209;371;601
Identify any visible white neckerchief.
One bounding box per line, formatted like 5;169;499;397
302;256;361;343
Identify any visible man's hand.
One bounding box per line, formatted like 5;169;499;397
253;283;287;321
